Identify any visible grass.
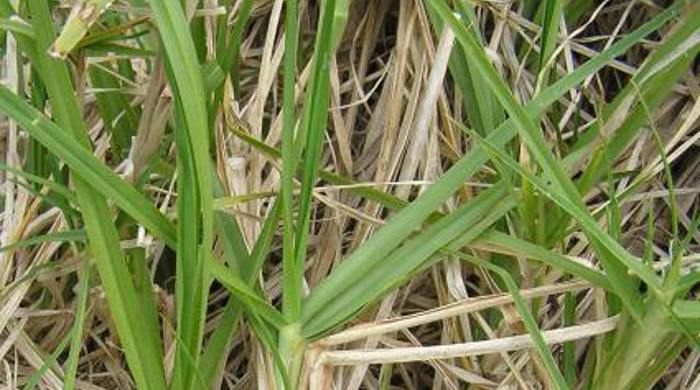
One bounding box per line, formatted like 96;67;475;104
0;0;699;389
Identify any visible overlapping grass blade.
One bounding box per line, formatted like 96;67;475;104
0;86;176;247
466;124;659;293
452;251;569;390
63;264;91;390
89;62;140;158
147;1;214;388
303;185;514;337
209;260;287;330
22;331;70;390
0;161;74;203
430;0;654;317
198;178;280;386
292;0;348;320
439;2;504;136
205;0;253;116
474;231;612;290
18;1;167;388
304;0;679;328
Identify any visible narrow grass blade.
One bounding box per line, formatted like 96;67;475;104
453;251;569;390
0;161;74;202
22;2;167;388
429;2;503;135
137;2;215;387
538;0;564;86
474;231;612;290
303;185;514;337
63;264;91;390
217;0;253;94
0;230;86;253
22;332;70;390
292;0;347;320
467;125;656;309
199;200;281;386
281;0;300;320
0;87;176;248
89;63;140;157
209;260;287;330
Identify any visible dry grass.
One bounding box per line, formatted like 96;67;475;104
1;0;700;389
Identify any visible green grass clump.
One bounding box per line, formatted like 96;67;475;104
0;0;699;389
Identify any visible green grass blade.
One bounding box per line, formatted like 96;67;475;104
563;291;576;386
0;161;74;203
63;263;91;390
474;231;613;290
538;0;564;86
219;0;253;94
199;200;281;386
213;176;251;274
209;260;287;329
281;0;300;320
453;251;569;390
89;63;140;157
467;125;656;308
22;2;167;388
428;3;503;135
0;86;176;248
292;0;348;321
138;1;215;387
302;185;514;337
22;331;70;390
205;0;254;120
0;230;86;253
0;15;33;38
